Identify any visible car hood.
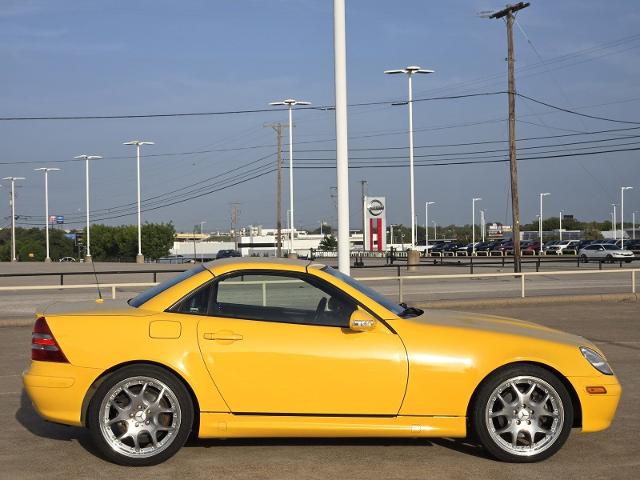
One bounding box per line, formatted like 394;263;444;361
403;309;588;347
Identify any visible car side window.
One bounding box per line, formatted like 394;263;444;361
212;272;356;327
170;281;213;315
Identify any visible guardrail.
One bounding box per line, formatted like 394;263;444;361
357;268;638;303
0;268;636;304
0;269;187;286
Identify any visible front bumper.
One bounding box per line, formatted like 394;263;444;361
22;361;102;427
569;375;622;432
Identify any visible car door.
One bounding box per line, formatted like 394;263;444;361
181;270;408;415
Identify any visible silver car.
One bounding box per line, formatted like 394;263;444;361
579;243;634;263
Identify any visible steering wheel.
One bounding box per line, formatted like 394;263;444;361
313;297;328;323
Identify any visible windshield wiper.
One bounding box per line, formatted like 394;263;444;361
398;302;424;317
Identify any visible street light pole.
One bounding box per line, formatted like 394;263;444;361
621;187;633;249
74;155;102;262
34;168;60;262
433;221;437;241
124;140;154;264
472;197;482;255
384;66;434;250
559;211;563;241
269;99;311;257
539;193;550;253
425;202;435;254
2;176;25;262
633;211;637;240
611;203;617;240
480;209;486;242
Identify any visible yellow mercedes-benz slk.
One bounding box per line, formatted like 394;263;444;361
23;258;620;466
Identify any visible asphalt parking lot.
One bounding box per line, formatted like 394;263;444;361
0;301;638;479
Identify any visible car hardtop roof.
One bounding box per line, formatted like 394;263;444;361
204;256;326;272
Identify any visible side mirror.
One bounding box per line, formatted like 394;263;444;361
349;309;377;332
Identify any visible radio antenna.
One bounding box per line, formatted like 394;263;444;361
90;259;104;303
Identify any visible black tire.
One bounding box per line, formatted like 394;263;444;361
605;254;613;263
87;364;194;466
580;254;588;263
471;364;573;463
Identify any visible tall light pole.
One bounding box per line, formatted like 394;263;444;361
74;155;102;262
621;186;633;249
2;176;25;262
384;65;434;249
334;0;351;274
539;193;550;252
34;168;60;262
425;201;435;252
432;221;437;241
269;99;310;257
124;140;154;264
472;197;482;255
611;203;617;240
559;211;563;241
633;211;638;240
480;209;486;242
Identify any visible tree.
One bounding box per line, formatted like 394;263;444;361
319;234;338;251
142;222;176;260
0;227;74;261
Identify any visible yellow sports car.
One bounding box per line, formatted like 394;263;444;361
24;258;620;466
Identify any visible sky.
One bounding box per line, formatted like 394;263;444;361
1;0;639;233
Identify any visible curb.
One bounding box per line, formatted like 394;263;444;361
414;293;639;309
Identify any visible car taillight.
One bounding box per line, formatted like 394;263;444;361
32;316;68;363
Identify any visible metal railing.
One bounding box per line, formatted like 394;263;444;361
0;268;636;304
356;268;638;303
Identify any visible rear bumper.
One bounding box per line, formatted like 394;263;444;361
568;375;622;433
22;361;102;427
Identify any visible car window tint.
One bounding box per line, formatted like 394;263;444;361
172;281;213;315
213;272;355;327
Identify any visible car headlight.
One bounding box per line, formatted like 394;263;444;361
580;346;613;375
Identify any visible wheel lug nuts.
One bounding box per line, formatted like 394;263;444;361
135;423;139;427
516;420;521;425
146;420;150;425
527;420;531;425
129;413;134;418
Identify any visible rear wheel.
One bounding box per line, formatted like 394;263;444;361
605;254;613;263
471;365;573;462
87;365;193;466
580;254;588;263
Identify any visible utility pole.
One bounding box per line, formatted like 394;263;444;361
230;202;241;251
3;176;25;262
488;1;529;272
264;122;289;257
360;179;367;249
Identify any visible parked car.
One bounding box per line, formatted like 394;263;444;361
58;257;76;262
623;239;640;252
579;243;634;263
545;240;580;255
215;249;241;259
492;240;513;254
542;240;559;252
24;258;621;465
521;241;542;254
576;240;595;251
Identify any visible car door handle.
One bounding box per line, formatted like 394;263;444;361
203;332;243;341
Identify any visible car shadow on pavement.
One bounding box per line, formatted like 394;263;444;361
188;436;491;460
15;389;102;459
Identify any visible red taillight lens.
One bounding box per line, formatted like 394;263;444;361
32;316;68;363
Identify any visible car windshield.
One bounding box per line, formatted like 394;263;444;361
128;265;206;307
322;266;406;316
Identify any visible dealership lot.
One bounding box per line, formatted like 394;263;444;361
0;301;637;479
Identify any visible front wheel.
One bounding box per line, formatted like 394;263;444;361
580;254;588;263
471;365;573;462
87;365;194;466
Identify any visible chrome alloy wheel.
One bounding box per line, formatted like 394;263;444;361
485;376;564;457
99;376;182;459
